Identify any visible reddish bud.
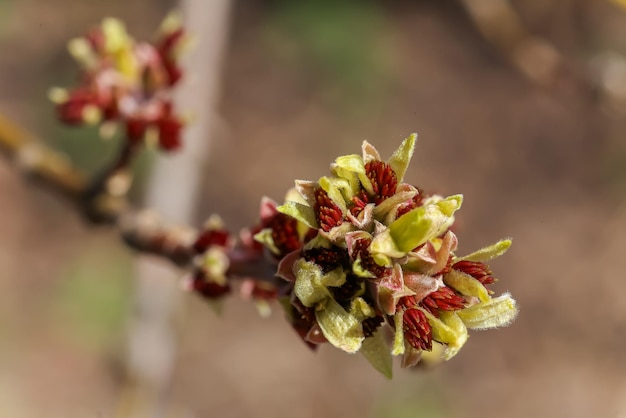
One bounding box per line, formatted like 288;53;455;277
191;273;231;300
157;114;183;151
57;89;98;124
125;117;148;142
403;308;432;351
193;229;230;253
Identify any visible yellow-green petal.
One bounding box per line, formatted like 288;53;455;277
391;310;405;355
387;133;417;183
353;259;376;278
388;209;435;253
423;310;468;360
360;328;393;379
253;228;280;255
332;166;362;200
444;269;490;302
319;176;350;213
436;194;463;216
102;18;130;53
334;154;365;174
202;247;230;286
369;229;405;259
315;298;364;353
349;297;375;321
277;201;318;229
389;194;462;253
457;239;512;263
456;293;518;330
293;260;346;307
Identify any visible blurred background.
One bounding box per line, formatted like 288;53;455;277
2;0;626;417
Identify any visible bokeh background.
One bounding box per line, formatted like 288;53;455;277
2;0;626;417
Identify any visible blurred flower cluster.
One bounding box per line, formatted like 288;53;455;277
254;134;518;377
49;14;188;151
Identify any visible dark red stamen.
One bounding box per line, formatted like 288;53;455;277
330;276;363;304
398;295;418;310
350;190;371;217
314;188;344;232
365;161;398;203
453;260;496;285
403;308;433;351
362;315;384;338
419;286;466;317
268;213;302;257
303;246;348;273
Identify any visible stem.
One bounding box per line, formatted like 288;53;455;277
81;139;141;224
118;210;196;267
0;111;87;199
0;109;276;284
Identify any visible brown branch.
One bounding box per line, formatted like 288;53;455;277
0;111;87;199
0;111;135;223
118;210;277;283
0;110;276;286
118;210;197;267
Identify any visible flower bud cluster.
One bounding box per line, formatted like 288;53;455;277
255;134;518;377
50;14;188;151
188;217;233;300
186;215;280;317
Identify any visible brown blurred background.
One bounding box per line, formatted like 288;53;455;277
2;0;626;417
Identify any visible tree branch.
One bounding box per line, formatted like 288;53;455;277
0;111;87;199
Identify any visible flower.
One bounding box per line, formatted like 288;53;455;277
49;13;188;151
186;216;233;301
257;134;518;378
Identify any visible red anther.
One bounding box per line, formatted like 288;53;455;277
403;308;432;351
314;188;343;232
365;160;397;203
453;260;495;285
268;213;302;257
420;286;466;317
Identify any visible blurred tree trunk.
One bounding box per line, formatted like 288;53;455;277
118;1;233;417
